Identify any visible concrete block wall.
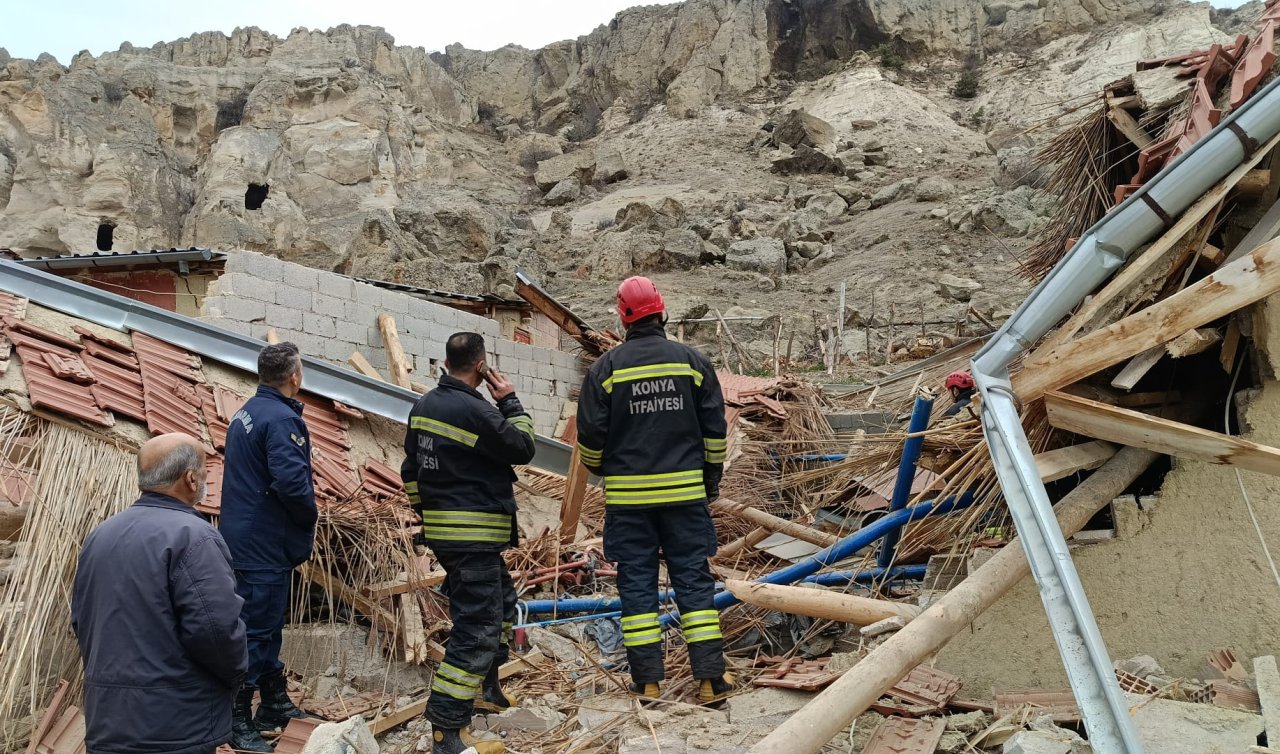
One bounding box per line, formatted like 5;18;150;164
201;251;585;434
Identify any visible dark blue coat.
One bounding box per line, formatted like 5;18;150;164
72;493;248;754
219;386;316;572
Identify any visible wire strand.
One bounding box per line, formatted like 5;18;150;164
1225;349;1280;596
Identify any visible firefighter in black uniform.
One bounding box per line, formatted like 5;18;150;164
576;276;735;705
401;333;537;754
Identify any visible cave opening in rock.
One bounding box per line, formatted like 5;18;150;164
95;223;115;252
245;183;269;211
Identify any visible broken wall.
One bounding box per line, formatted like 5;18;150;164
201;251;583;434
938;295;1280;692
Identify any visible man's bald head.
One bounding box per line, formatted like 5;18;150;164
137;434;206;506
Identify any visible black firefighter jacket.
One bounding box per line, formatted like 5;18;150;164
400;374;538;551
576;322;727;508
72;492;248;754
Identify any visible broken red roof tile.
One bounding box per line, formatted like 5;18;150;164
752;656;842;691
273;718;322;754
83;354;146;423
0;292;29;321
360;457;406;497
40;353;95;384
871;666;963;718
14;345;112;427
197;454;225;516
861;717;945;754
993;689;1081;723
8;320;84;352
213;385;247;423
72;325;133;354
0;458;36;506
81;340;138;370
313;450;361;500
132;332;203;382
332;400;364;420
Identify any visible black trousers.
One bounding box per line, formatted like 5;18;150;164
426;549;517;729
604;503;726;684
234;570;290;689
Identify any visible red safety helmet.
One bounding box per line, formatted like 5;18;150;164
616;276;666;325
945;370;975;391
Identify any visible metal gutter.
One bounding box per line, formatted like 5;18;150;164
970;73;1280;753
0;259;574;474
17;248;226;271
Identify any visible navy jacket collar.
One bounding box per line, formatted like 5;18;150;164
256;384;305;415
439;373;484;400
134;491;202;518
625;321;668;342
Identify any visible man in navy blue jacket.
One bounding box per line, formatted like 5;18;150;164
73;433;247;754
220;342;316;751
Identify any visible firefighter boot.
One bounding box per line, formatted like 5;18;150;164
474;670;518;714
254;670;309;732
628;681;661;704
231;687;274;753
431;727;505;754
698;673;737;707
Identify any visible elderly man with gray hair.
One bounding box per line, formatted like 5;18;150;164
72;433;247;754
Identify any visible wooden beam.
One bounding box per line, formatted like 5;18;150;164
717;526;770;559
1237;169;1273;199
370;698;428;735
348;351;385;382
364;570;447;599
265;328;280;345
1199;243;1225;267
1228;194;1280;264
1108;107;1153;149
712;500;839;548
1016;237;1280;402
377;313;413;389
301;564;399;635
1031;128;1280;355
559;443;588;545
1221;318;1243;373
1166;327;1221;358
400;594;429;665
724;580;922;625
499;648;548;680
1115;391;1182;408
1033;441;1118;483
1044;391;1280;476
1110;346;1165;391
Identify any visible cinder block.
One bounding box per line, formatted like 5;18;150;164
403;316;431;338
514;343;535;361
230;273;278;303
323;339;356;363
229;298;267;323
282;263;320;291
336;321;370;345
304;315;337;338
312;292;347;320
291;333;329;360
262;303;304;331
535;362;554;380
275;285;312;312
318;272;355;301
204;315;251;336
249;323;274;340
382;290;412;315
234;251;286;282
494;339;515;357
353;283;384;306
368;349;389;371
345;300;378;326
430;324;455;347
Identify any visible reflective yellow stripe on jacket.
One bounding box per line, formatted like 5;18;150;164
421;510;512;543
703;437;727;464
410;416;479;447
604;469;705;506
404;481;421;505
602;362;704;394
507;414;535;442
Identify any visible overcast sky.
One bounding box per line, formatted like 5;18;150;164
0;0;1256;64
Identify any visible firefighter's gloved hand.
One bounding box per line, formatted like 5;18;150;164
705;484;720;503
413;531;428;548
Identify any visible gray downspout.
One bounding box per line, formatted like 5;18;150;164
971;75;1280;753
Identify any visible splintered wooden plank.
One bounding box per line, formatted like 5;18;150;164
1108;107;1154;148
377;313;413;389
1111;347;1164;391
1033;441;1118;483
1017;237;1280;402
1166;328;1222;358
1044;391;1280;477
347;351;385;382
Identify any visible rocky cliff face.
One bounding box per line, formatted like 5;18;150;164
0;0;1234;313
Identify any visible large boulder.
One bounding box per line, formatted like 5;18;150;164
543;176;581;206
871;178;918;208
772;145;849;176
996;147;1050;188
534;151;597;192
915;176;956;202
661;229;711;270
595;146;632;184
615;199;686;232
806;192;849;219
937;273;983;302
771;109;836;151
727;238;787;275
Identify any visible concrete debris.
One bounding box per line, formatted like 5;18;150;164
727;686;814;725
1114;655;1165;680
1129;694;1264;753
299;717;378;754
1003;730;1072;754
937;730;969;753
1254;656;1280;746
944;710;991;735
476;705;565;734
526;626;583;663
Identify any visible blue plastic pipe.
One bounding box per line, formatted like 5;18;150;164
520;588;678;615
661;493;973;626
877;392;935;568
802;564;927;585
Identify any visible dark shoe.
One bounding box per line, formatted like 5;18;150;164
231;687;273;753
253;670;309;732
628;681;661;704
698;673;737;707
473;680;518;714
431;727;505;754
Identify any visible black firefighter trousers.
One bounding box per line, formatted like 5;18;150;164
604;503;726;684
426;550;517;729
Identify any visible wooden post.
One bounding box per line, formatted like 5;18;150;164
560;444;589;545
712;500;839;548
747;445;1163;754
773;319;783;376
717;527;770;558
266;328;280;345
724;580;922;625
836;283;846;371
885;304;896;365
377;313;413;389
786;328;795;370
348;351;386;382
400;594;429;664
